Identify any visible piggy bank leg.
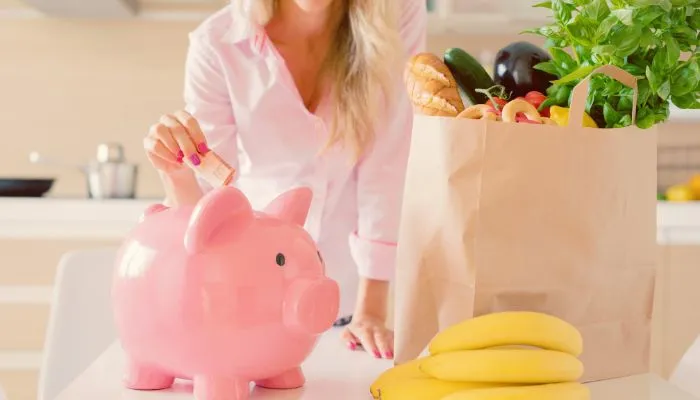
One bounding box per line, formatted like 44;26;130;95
255;366;305;389
124;358;174;390
193;376;250;400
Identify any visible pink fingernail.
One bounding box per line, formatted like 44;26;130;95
197;142;209;154
384;351;393;358
189;154;201;166
347;342;357;350
176;150;184;159
176;156;183;164
373;350;381;358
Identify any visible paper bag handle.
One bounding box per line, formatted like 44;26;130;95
568;65;638;127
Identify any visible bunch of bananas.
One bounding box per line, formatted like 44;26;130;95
370;311;590;399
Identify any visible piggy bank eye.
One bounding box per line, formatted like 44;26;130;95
317;251;324;264
275;253;286;267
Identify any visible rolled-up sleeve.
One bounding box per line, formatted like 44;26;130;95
183;32;239;193
348;0;427;281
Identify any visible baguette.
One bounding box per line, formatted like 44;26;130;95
404;53;464;117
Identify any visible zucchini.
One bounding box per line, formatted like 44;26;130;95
443;48;496;106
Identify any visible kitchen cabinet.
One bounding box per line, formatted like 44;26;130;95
0;371;37;400
653;245;700;378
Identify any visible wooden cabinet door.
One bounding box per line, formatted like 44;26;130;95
655;245;700;378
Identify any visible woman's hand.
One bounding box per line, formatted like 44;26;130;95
143;110;210;177
145;110;208;207
341;278;394;359
342;313;394;359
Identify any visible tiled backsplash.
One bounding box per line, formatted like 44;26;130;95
658;127;700;190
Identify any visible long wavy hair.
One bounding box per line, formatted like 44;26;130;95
237;0;402;160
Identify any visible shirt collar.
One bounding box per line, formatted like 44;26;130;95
221;7;266;53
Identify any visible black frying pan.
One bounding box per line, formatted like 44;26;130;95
0;178;55;197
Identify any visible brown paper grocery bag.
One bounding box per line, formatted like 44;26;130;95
393;65;658;382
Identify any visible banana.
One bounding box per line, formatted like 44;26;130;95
428;311;583;357
440;382;590;400
420;349;584;384
370;358;429;398
375;378;503;400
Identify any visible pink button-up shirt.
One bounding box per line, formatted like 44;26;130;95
183;2;427;315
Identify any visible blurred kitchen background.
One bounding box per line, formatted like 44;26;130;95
0;0;699;398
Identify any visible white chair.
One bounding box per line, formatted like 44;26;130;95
38;248;119;400
670;334;700;398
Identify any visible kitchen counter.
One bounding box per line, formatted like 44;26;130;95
0;197;699;243
55;330;699;400
0;197;155;239
657;202;700;245
670;105;700;123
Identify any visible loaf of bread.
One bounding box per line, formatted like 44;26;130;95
404;53;465;117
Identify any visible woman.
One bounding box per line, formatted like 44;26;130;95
143;0;426;359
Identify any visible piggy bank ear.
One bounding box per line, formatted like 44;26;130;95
184;187;254;254
263;187;313;226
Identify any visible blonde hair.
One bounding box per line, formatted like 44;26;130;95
239;0;403;160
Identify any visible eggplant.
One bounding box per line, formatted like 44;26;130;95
493;41;558;99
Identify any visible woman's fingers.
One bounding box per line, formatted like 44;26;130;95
341;328;360;351
355;327;381;359
143;110;209;175
159;114;200;166
147;124;180;162
144;135;178;164
173;110;209;154
144;143;177;172
374;329;394;359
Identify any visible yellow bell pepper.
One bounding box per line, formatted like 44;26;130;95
549;106;598;128
688;174;700;199
666;184;695;202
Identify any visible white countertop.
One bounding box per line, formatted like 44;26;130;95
669;106;700;123
658;202;700;245
0;197;155;239
55;330;698;400
56;330;389;400
0;197;699;244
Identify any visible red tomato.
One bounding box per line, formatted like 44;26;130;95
525;91;547;109
525;91;546;99
515;114;542;124
485;97;508;110
485;105;500;116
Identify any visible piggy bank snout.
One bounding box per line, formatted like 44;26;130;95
284;278;340;335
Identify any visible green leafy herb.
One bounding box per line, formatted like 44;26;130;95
524;0;700;128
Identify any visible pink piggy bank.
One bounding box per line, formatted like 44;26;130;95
112;186;340;400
